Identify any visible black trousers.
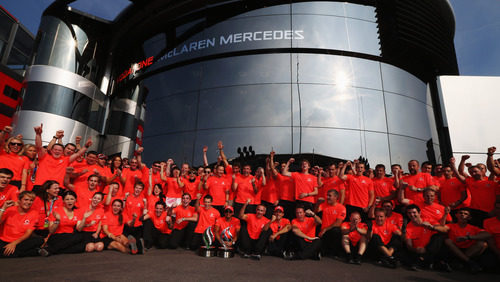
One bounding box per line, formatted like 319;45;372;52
261;200;276;219
290;233;321;259
295;200;314;212
239;226;271;255
0;236;44;258
168;222;196;249
367;234;401;259
402;233;445;266
320;227;342;256
267;232;291;257
278;200;296;221
469;208;490;228
46;233;85;254
142;219;169;249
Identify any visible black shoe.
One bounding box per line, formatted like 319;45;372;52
409;264;420;271
242;253;251;259
353;253;362;265
346;253;355;264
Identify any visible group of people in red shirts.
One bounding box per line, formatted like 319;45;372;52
0;124;499;274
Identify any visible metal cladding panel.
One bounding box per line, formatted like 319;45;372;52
12;110;101;150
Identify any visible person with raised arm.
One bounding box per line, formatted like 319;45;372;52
141;201;172;249
286;205;321;260
168;193;198;249
238;199;271;260
33;124;92;193
339;160;374;221
269;151;296;220
0;125;30;190
281;157;318;212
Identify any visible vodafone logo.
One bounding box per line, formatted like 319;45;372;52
24;219;30;225
0;195;5;200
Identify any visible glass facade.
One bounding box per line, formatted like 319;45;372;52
124;2;441;167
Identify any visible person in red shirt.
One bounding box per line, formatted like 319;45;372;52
368;208;402;268
0;168;18;208
267;206;291;258
146;183;165;214
214;206;240;249
318;163;345;204
341;212;368;264
141;201;172;249
261;158;279;219
440;160;469;216
371;200;404;230
103;182;121;212
183;170;200;204
168;193;198;249
33;124;91;193
76;192;105;253
340;160;375;222
403;204;449;271
101;199;135;253
64;169;100;209
22;144;37;191
31;180;62;237
281;158;318;212
316;189;346;257
162;166;185;208
483;201;500;268
202;165;230;215
287;205;321;260
443;208;489;273
396;160;438;208
120;155;147;196
405;188;452;226
191;194;221;250
70;151;107;193
233;164;259;216
372;164;396;207
0;136;29;190
0;191;43;257
239;199;271;260
270;151;296;220
40;190;86;256
123;181;146;254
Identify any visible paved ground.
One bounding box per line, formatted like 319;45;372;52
0;249;498;281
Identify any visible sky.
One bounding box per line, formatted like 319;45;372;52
1;0;499;76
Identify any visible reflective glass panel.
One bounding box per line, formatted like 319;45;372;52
142;64;202;98
389;135;431;167
381;63;427;102
363;131;391;167
197;84;291;129
142;132;196;165
384;92;432;140
299;127;363;161
193;127;292;165
145;91;198;134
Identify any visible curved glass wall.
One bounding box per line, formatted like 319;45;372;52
111;2;440;166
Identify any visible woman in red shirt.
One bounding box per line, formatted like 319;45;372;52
32;180;63;238
0;137;28;190
40;190;85;256
101;199;136;253
22;144;37;192
76;192;105;252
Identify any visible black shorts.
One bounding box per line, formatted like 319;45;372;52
81;231;103;244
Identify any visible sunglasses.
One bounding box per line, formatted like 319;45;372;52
224;210;233;213
9;143;22;147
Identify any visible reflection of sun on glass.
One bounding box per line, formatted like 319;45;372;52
334;71;351;90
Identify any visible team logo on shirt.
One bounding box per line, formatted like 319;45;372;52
0;195;5;200
383;230;388;235
59;160;63;164
137;203;142;207
361;180;366;184
24;219;31;225
307;178;312;182
436;210;441;215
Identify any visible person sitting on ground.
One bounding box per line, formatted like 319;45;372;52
316;189;345;257
76;192;105;253
40;190;86;256
239;199;271;260
0;191;43;257
267;206;291;258
214;205;240;250
443;208;490;273
168;193;198;249
191;194;220;250
341;211;368;265
403;204;450;271
368;208;402;268
287;205;321;260
101;199;136;254
141;201;172;249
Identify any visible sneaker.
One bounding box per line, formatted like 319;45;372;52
409;264;420;271
283;251;294;260
38;248;50;257
242;253;251;259
314;252;321;261
128;235;138;254
251;254;261;260
353;258;362;265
